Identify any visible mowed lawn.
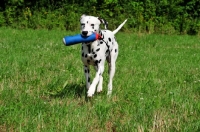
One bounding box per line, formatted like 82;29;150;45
0;27;200;131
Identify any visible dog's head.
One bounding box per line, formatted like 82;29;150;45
80;14;108;36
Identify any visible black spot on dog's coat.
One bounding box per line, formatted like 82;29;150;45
108;38;111;42
96;48;100;52
85;54;88;58
115;49;117;53
82;52;84;57
87;45;91;53
94;54;97;58
95;60;99;65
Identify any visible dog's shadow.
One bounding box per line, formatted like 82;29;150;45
49;82;87;99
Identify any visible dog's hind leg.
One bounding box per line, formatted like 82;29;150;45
107;45;118;96
106;54;111;74
83;65;90;90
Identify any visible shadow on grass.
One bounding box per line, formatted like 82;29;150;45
47;82;87;99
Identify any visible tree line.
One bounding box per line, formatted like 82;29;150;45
0;0;199;35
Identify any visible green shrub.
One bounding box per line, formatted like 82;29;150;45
0;0;200;35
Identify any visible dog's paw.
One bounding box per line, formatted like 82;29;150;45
107;90;112;96
97;86;102;93
97;90;102;93
87;92;94;97
87;88;95;97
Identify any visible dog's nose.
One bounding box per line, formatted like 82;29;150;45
82;31;88;36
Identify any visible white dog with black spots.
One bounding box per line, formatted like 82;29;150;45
80;14;127;97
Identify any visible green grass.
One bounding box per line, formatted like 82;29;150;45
0;27;200;132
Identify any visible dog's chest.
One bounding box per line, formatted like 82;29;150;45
81;33;114;66
81;41;103;65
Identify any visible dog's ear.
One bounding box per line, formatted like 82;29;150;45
98;17;108;29
80;14;86;21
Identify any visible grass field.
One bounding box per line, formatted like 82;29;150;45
0;27;200;132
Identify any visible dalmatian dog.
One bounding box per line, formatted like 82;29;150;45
80;14;127;97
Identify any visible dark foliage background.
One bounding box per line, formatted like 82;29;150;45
0;0;200;35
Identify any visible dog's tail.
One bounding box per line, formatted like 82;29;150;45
112;19;127;35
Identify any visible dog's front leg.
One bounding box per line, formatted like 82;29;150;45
83;65;90;90
96;65;104;93
87;65;104;97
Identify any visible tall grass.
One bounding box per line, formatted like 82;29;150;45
0;27;200;131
